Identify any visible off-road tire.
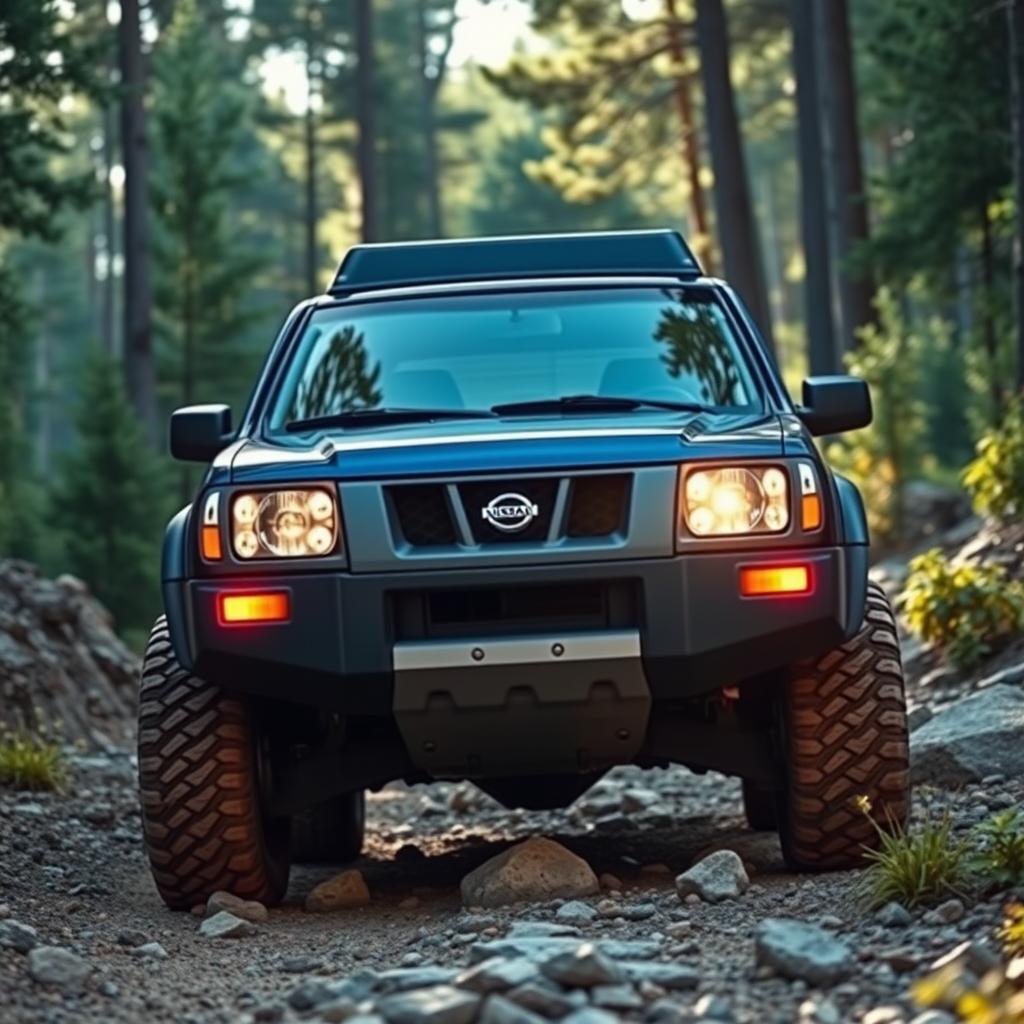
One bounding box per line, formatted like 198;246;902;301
291;792;366;864
741;778;778;831
138;618;291;910
777;581;910;870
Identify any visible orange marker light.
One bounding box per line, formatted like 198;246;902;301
801;494;822;531
739;564;812;597
219;592;290;625
201;525;223;561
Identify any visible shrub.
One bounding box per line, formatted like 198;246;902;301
974;811;1024;890
1001;904;1024;958
0;728;66;791
963;397;1024;522
856;798;972;910
898;548;1024;669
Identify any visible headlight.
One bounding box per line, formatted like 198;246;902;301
681;465;789;537
231;489;339;559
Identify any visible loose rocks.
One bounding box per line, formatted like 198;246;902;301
0;919;38;953
198;911;257;939
755;919;853;985
207;890;269;923
539;944;623;987
376;984;481;1024
27;946;92;989
460;838;598;908
675;850;749;903
305;869;372;912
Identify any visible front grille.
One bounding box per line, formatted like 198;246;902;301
390;485;457;546
387;473;632;549
567;474;631;537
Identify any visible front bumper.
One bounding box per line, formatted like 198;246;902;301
165;544;868;716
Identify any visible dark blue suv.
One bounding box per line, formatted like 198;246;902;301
139;230;909;909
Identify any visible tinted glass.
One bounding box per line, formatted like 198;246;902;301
268;288;759;430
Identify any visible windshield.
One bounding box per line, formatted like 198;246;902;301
267;287;760;433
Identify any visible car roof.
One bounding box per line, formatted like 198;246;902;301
327;229;702;297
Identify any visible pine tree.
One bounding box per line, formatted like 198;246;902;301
150;0;266;417
50;351;168;632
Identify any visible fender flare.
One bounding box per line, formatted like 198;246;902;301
833;473;869;547
160;506;195;671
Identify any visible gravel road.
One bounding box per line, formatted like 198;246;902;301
0;747;1017;1024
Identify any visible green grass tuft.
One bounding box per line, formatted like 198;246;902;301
856;802;973;910
0;729;67;791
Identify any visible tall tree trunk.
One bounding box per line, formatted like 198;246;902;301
303;4;318;294
980;204;1005;423
694;0;775;355
417;0;443;238
118;0;157;442
790;0;836;375
664;0;713;274
1010;0;1024;395
102;103;117;354
355;0;378;242
820;0;874;350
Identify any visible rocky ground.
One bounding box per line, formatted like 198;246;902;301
1;535;1023;1024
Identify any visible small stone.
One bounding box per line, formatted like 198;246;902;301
27;946;92;989
909;1012;957;1024
130;942;168;959
116;929;149;947
561;1009;621;1024
640;863;672;876
598;873;623;891
506;979;586;1017
556;900;597;924
376;984;481;1024
596;899;621;919
801;999;840;1024
288;980;334;1012
0;919;38;954
306;869;371;912
377;967;459;994
198;911;256;939
694;993;734;1020
479;994;548;1024
460;839;598;908
252;1003;287;1023
622;902;657;921
755;919;853;985
98;979;120;998
875;902;913;928
540;943;624;987
934;898;965;924
399;897;421;910
319;999;359;1023
591;983;643;1010
281;955;323;973
207;890;268;924
456;957;539;994
675;851;749;904
619;962;700;991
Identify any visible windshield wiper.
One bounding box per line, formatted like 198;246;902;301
490;394;707;416
285;407;497;432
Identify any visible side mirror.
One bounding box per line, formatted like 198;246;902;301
798;376;872;436
169;404;234;462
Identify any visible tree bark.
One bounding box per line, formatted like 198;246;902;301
790;0;837;375
980;204;1005;423
118;0;157;442
102;103;117;354
303;3;318;294
820;0;874;350
664;0;714;275
694;0;775;356
417;0;443;238
1010;0;1024;395
355;0;378;242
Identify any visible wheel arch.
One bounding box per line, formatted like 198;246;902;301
161;505;195;672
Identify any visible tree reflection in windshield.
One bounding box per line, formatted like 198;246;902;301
654;295;743;407
287;325;382;421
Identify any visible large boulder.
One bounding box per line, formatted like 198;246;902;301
911;684;1024;785
460;838;599;908
0;560;138;747
675;850;749;903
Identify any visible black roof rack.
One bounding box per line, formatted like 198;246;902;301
327;229;702;296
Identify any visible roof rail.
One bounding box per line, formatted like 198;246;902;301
327;229;702;296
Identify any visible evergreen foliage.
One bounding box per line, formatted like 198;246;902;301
49;351;169;634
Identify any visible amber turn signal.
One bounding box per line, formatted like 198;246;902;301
739;564;812;597
218;592;291;624
801;493;822;531
201;525;223;561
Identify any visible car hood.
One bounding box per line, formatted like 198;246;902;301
222;411;789;485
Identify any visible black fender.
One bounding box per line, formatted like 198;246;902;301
831;473;870;635
160;506;195;671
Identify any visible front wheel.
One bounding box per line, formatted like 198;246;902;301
137;618;291;909
776;581;910;870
